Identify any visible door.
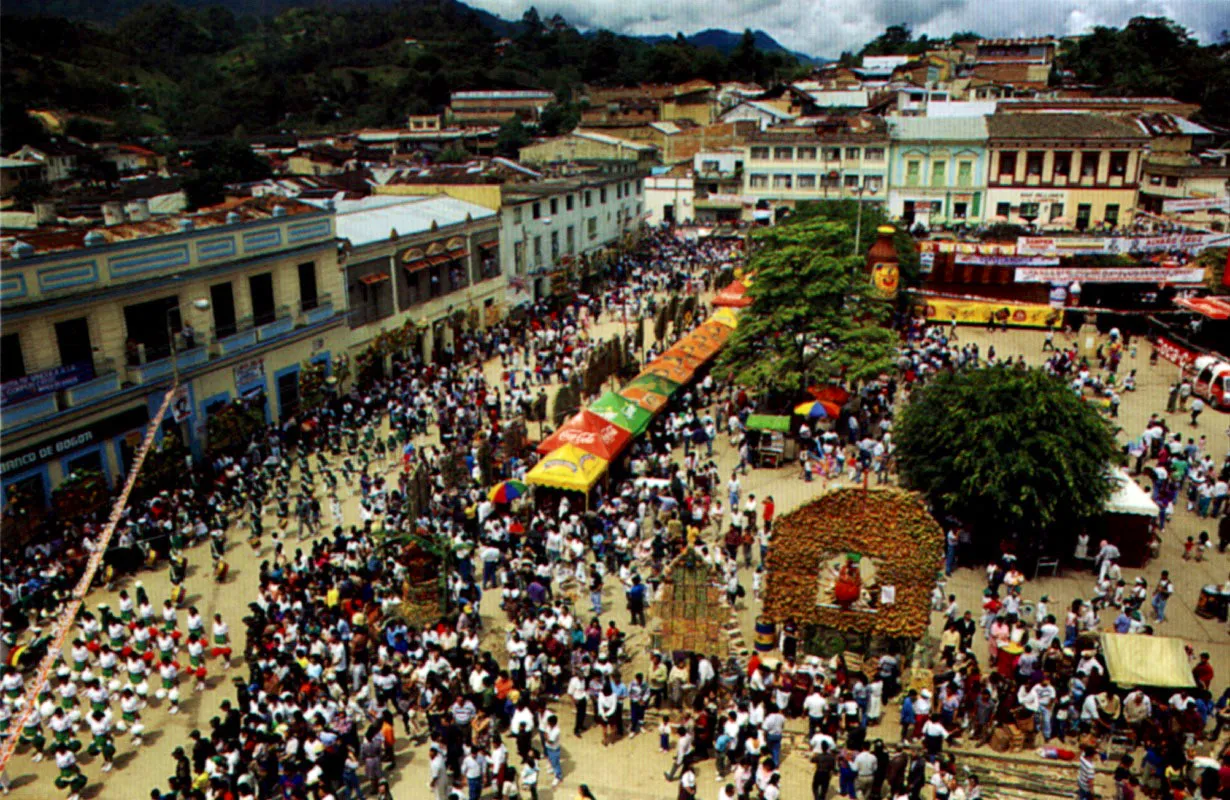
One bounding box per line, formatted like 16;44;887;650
210;282;237;338
249;273;275;325
1075;204;1092;231
54;317;94;371
297;262;319;311
276;370;299;419
663;204;675;224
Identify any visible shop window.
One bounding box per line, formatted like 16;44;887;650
996;202;1011;218
1050;203;1065;222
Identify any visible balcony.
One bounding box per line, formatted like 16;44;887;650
298;293;334;327
1;392;59;427
65;359;121;406
256;305;295;342
128;345;208;384
213;317;258;357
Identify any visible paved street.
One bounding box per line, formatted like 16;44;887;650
6;318;1228;800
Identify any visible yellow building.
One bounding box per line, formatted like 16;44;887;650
985;114;1149;230
0;197;345;507
519;131;658;167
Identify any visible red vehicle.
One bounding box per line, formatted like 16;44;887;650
1188;355;1230;410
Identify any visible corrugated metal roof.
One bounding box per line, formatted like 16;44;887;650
571;130;656;151
889;116;989;141
316;196;495;248
987;113;1150;140
805;90;869;108
451;90;553;101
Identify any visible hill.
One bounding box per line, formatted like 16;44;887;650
624;28;823;65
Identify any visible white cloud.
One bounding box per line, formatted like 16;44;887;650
466;0;1228;57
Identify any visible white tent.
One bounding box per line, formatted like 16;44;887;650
1105;467;1159;517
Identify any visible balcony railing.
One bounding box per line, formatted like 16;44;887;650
298;293;334;327
127;345;209;384
256;305;294;342
65;358;120;406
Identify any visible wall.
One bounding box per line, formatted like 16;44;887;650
372;183;503;210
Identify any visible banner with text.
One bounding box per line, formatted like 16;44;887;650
1014;267;1206;284
1017;233;1230;256
1155;336;1199;368
919;296;1062;329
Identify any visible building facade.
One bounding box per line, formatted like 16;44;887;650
985;113;1149;230
0;197;346;507
887;116;989;227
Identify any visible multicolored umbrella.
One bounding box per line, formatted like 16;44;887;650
793;400;841;420
488;479;529;503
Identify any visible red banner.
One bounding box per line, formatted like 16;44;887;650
1156;336;1199;368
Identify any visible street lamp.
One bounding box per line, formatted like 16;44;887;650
852;184;879;256
168;298;210;386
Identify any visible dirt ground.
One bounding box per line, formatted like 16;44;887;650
5;319;1227;800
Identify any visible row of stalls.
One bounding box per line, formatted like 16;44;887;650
523;287;747;501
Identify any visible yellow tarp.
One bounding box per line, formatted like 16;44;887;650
526;443;609;492
709;307;740;329
1100;634;1196;689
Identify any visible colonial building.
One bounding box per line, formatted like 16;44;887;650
985;113;1149;230
519;131;658;167
0;197;344;507
1138;150;1230;228
742;117;889;218
447;90;555;127
887;116;989;227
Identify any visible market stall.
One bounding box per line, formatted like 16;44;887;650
525;443;610;509
536;410;632;461
1089;467;1160;567
1100;633;1195;690
745;414;795;467
588;391;655;437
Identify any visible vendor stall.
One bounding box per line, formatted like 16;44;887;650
536;410;632;461
589;391;655;437
745;415;795;467
526;443;609;497
1092;467;1160;567
1100;633;1195;690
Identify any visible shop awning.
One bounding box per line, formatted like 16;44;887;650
1175;295;1230;320
1105;467;1160;517
619;386;670;414
358;272;390;285
668;333;725;363
1100;634;1196;689
746;414;791;433
622;372;681;397
536;410;631;460
657;347;706;372
709;308;740;329
526;444;609;492
403;255;429;273
589;391;655;436
713;280;753;308
641;358;695;385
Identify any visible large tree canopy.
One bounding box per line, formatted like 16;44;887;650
895;366;1122;558
715;214;898;393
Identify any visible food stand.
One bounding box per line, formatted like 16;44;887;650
1089;467;1160;567
745;414;795;467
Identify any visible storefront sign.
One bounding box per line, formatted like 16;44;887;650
919;241;1017;255
1017;191;1066;202
1155;336;1199;368
1018;233;1230;256
1162;196;1228;213
1;362;95;406
170;387;192;423
0;406;150;477
919;297;1061;329
1014;267;1206;284
233;357;266;392
954;254;1060;267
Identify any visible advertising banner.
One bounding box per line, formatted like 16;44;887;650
920;296;1062;329
1162;196;1228;213
1014;267;1206;284
1;362;95;406
1155;336;1199;368
954;254;1060;267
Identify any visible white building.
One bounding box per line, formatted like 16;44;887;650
718;100;797;131
644;167;695;226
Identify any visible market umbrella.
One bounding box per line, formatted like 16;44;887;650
536;409;632;460
807;385;850;406
641;359;695;385
589;391;655;436
488;479;529;503
794;400;841;420
709;308;740;329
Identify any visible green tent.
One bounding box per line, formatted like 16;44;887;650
589;391;655;436
746;414;791;433
622;372;682;397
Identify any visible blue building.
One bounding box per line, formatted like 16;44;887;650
887;116;989;228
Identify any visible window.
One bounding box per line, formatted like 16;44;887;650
550;231;559;260
347;261;392;326
864;175;883;193
820;173;840;189
1105;204;1120;226
797;147;816;160
845;147;860;160
1076;203;1092;230
1080;152;1099;178
480;245;500;279
1050;203;1065;222
532;236;542;265
797;174;816;189
864;147;885;161
844;174;860;188
532;202;541;220
566;225;575;254
636;180;642;194
772;174;792;189
587;217;598;240
210;282;236;338
584;191;592;207
953;202;968;219
1;333;25;382
931;161;946;187
55;317;93;369
566;194;574;211
1149;174;1163;185
1165;176;1179;188
615;184;622;199
996;202;1011;218
297;261;318;311
1053;151;1072;179
513;207;523;225
823;148;841;161
905;161;921;187
1019;202;1040;220
1109;151;1129;177
549;198;558;215
599;187;607;204
249;273;275;326
1026;151;1044;176
702;160;720;172
748;173;769;188
749;146;770;159
514;241;524;273
957;161;973;187
773;147;793;160
998;151;1017;179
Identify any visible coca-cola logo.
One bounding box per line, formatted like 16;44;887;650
1156;337;1197;367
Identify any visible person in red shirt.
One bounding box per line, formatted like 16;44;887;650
1192;651;1215;691
762;496;775;534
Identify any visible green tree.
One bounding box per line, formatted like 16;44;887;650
895;366;1121;559
182;138;272;209
715;215;897;393
538;102;578;137
496;116;530;158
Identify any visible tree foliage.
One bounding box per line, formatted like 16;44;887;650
895;366;1122;557
715;214;898;393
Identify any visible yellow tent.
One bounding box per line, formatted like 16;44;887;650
710;307;740;329
1100;634;1196;689
526;443;609;492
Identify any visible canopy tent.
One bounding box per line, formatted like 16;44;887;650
713;280;753;308
622;372;681;397
641;359;695;385
589;391;655;436
536;410;632;460
619;386;670;414
1105;467;1160;517
667;332;726;363
526;444;609;492
1100;634;1196;689
745;414;791;433
709;308;740;329
657;347;706;372
689;321;733;349
1175;295;1230;320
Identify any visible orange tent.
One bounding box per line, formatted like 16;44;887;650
659;346;706;371
712;280;752;308
641;359;694;384
536;410;632;460
619;385;670;413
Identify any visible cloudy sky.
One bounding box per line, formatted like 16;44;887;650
465;0;1229;57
